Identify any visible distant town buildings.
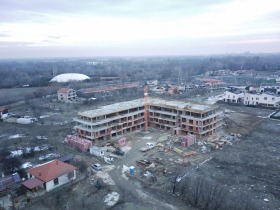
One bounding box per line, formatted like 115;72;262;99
196;78;225;92
205;69;256;76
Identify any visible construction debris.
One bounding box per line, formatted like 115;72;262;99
136;160;153;169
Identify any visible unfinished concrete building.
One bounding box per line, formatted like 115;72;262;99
74;98;223;142
57;88;77;103
74;100;145;141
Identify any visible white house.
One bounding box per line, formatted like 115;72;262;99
244;92;280;107
57;88;77;103
223;90;244;103
22;159;76;192
260;85;280;94
147;80;158;86
248;86;261;93
0;107;8;119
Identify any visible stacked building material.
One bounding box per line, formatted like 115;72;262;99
181;134;196;147
65;135;92;152
182;151;197;157
118;137;127;147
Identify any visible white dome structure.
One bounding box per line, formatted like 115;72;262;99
50;73;90;83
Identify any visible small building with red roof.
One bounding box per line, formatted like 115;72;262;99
22;159;76;192
57;88;77;103
0;107;8;119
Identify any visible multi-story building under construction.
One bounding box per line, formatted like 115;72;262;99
74;97;223;142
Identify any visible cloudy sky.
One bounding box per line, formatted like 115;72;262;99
0;0;280;58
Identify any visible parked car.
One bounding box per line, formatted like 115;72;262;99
92;163;102;171
113;148;125;156
38;156;48;161
19;162;33;170
139;142;155;152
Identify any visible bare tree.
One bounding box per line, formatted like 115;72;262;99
200;179;227;210
167;166;186;194
3;157;22;174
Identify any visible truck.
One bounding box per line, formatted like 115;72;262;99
139;142;155;152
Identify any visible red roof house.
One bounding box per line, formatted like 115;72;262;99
22;160;76;192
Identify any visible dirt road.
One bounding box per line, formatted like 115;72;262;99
108;132;195;210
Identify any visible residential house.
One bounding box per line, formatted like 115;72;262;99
244;92;280;107
197;78;225;92
57;88;77;103
0;173;21;195
248;86;261;93
22;159;76;192
147;80;158;86
0;107;8;119
260;85;280;94
223;90;244;103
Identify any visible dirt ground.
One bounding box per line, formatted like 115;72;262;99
197;105;280;209
1;89;279;209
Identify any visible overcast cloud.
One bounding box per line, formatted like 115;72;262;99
0;0;279;58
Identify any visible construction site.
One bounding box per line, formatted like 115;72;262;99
74;85;223;142
0;81;279;210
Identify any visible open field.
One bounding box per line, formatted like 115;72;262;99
0;87;40;106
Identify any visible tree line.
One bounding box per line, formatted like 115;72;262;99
1;54;280;88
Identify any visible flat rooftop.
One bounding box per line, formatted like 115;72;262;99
78;99;144;118
247;92;280;97
78;97;217;118
149;98;215;112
